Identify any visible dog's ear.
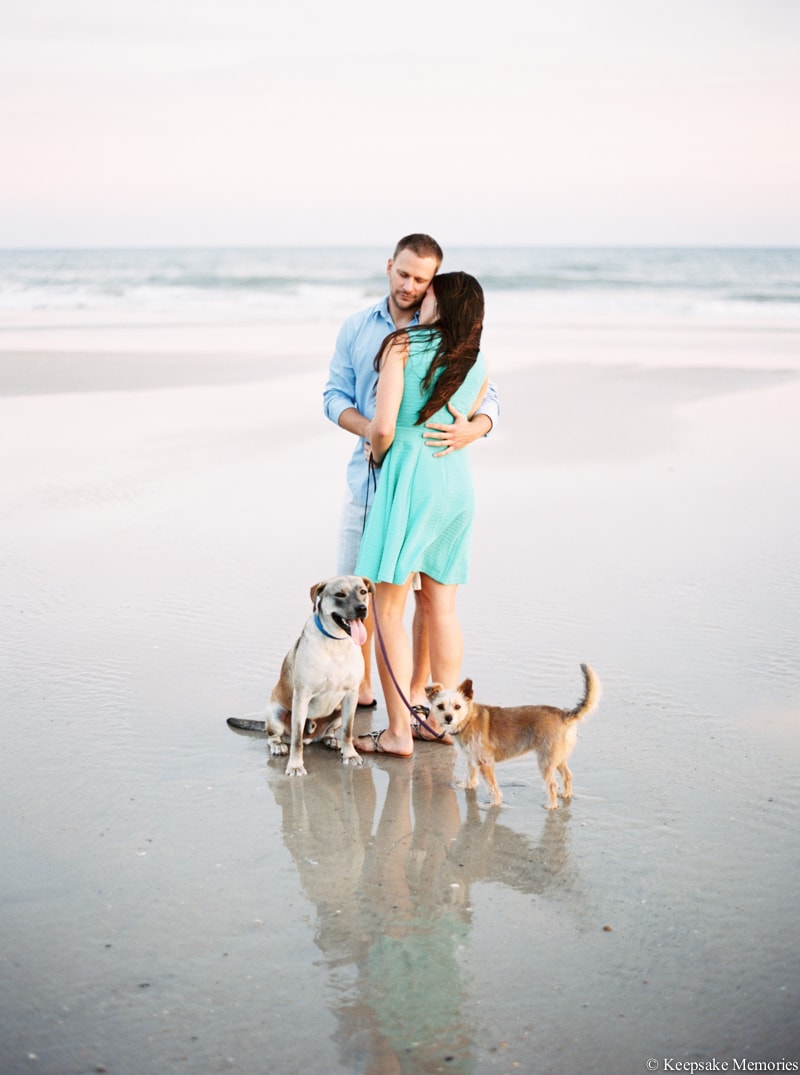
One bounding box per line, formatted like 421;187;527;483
426;682;444;699
458;679;474;700
361;576;375;594
309;580;326;607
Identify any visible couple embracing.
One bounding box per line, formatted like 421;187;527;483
323;234;500;758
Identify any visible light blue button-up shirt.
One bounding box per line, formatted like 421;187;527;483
323;296;499;503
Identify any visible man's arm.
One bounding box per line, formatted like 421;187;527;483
323;319;362;430
422;377;500;456
337;406;371;440
323;311;384;445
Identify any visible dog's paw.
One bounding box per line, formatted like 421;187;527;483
285;761;308;777
340;747;363;767
267;738;289;757
322;736;342;752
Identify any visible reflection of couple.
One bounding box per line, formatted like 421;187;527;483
266;751;586;1073
323;234;500;757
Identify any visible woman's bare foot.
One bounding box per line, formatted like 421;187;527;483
355;729;413;757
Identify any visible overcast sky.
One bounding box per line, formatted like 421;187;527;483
1;0;798;247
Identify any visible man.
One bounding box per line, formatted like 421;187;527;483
323;234;500;736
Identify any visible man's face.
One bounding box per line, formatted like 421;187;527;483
386;249;439;317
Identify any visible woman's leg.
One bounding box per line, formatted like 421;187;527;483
357;577;415;755
409;585;431;706
417;575;463;690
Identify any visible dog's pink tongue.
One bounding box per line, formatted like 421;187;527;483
349;619;367;646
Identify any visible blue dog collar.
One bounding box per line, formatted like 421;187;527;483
314;613;346;640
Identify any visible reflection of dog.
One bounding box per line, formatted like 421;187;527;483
425;664;600;809
229;576;373;776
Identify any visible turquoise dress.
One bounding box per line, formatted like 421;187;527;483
356;330;487;586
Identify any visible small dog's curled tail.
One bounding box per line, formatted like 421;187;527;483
565;663;601;722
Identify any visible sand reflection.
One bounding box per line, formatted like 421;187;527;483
265;747;589;1073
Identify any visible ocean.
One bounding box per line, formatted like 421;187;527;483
2;246;799;328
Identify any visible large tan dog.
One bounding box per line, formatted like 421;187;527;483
425;664;601;809
229;576;373;776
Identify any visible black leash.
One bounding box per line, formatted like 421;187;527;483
362;451;378;537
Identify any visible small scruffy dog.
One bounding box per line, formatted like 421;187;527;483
425;664;601;808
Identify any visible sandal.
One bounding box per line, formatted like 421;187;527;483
409;705;451;743
355;729;413;758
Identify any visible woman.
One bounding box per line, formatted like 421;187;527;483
355;271;489;757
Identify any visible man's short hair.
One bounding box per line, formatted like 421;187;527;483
393;233;444;267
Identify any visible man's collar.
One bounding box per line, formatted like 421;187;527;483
381;295;420;330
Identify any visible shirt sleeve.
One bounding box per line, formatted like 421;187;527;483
475;376;500;431
323;318;358;427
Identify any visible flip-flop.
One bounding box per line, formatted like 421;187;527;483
409;705;451;743
355;729;412;758
357;698;378;710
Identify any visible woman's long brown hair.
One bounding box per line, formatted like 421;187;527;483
373;271;484;424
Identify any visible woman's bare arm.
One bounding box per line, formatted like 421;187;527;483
368;335;408;465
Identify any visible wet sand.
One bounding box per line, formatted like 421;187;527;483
1;321;800;1074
